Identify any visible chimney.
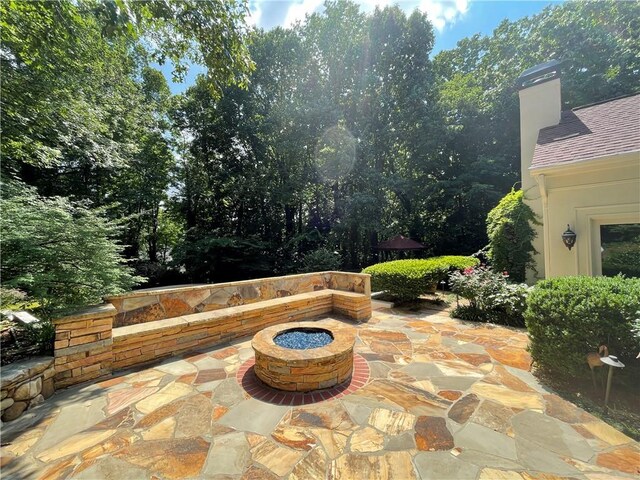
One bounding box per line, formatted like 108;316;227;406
516;60;562;192
515;60;562;283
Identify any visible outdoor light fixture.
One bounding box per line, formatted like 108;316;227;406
601;355;625;408
562;224;577;250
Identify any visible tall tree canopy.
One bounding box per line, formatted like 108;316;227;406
171;0;639;283
2;0;638;294
0;0;252;307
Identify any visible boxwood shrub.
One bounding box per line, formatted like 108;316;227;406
525;275;640;377
363;256;479;301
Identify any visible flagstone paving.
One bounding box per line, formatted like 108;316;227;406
1;307;639;479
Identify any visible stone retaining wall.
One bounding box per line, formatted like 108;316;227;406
112;291;335;370
1;357;55;422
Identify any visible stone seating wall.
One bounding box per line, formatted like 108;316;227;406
52;272;371;389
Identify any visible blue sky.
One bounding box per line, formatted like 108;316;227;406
162;0;564;93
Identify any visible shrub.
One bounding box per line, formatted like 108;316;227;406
0;181;143;317
22;320;56;356
433;255;480;272
449;266;530;326
486;189;538;282
363;256;478;301
299;248;342;273
525;275;640;377
602;241;640;278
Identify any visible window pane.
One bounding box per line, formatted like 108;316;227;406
600;223;640;278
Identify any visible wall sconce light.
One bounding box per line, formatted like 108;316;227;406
562;224;577;250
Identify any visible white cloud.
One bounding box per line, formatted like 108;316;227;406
357;0;392;12
283;0;324;28
249;0;469;32
419;0;469;31
247;3;262;27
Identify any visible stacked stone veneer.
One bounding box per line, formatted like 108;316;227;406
53;304;114;389
52;272;371;388
1;357;55;422
252;320;356;392
105;271;369;327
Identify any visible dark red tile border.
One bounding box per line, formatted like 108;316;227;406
236;353;370;406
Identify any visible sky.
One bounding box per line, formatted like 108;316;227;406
162;0;564;93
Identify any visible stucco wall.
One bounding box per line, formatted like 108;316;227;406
532;153;640;278
519;78;562;282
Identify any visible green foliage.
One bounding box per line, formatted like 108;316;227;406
601;224;640;278
299;248;342;273
363;256;477;301
433;256;480;272
0;288;35;312
450;266;530;326
486;189;538;282
0;182;143;316
153;210;185;264
22;320;56;356
172;233;273;283
1;0;253;271
603;242;640;278
525;276;640;377
3;0;639;292
95;0;254;94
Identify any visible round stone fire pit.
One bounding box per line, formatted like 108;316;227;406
252;320;356;392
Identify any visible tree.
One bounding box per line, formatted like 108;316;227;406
432;0;640;255
0;181;142;316
94;0;254;94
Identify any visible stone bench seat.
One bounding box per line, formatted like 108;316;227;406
53;271;371;388
112;289;370;370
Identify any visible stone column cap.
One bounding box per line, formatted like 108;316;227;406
53;304;116;324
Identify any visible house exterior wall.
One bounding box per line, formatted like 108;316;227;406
519;78;562;283
531;152;640;278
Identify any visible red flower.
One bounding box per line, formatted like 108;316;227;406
502;271;509;277
463;267;475;275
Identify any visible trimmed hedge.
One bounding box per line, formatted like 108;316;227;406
525;275;640;377
363;256;479;301
486;189;538;283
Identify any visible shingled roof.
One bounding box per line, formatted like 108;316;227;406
531;93;640;170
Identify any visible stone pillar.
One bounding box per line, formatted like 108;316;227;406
53;304;115;389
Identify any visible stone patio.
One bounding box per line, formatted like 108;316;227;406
1;306;638;479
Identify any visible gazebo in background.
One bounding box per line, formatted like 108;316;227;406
375;235;426;261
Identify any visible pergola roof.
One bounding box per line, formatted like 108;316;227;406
375;235;425;251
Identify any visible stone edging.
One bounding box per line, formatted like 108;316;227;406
1;357;55;422
236;353;371;406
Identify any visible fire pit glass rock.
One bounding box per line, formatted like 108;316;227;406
273;327;333;350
